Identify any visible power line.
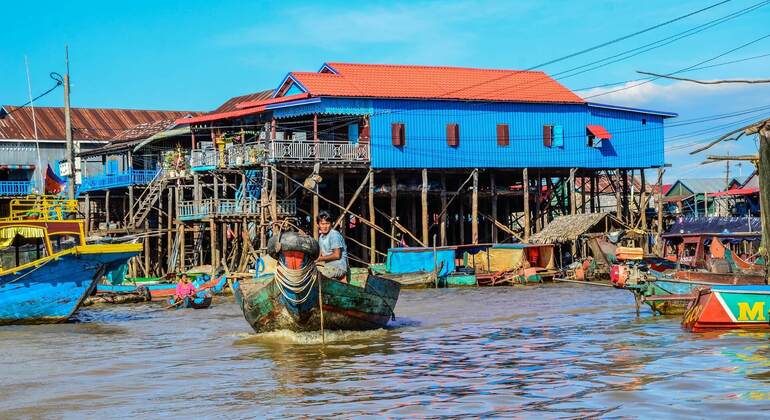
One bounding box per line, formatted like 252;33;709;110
1;72;64;118
435;0;733;99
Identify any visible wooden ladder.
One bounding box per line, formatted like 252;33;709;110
125;172;167;229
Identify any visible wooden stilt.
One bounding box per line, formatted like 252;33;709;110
580;175;586;214
491;172;498;243
338;171;346;236
523;168;530;241
210;219;218;270
569;168;576;215
167;187;173;274
622;169;629;223
259;169;268;250
614;170;623;222
105;190;111;227
143;220;150;276
459;194;466;244
535;174;542;232
440;173;447;246
471;169;479;244
369;172;376;264
271;166;278;228
360;191;368;263
657;168;664;240
421;169;429;245
179;224;186;272
84;194;91;233
590;174;596;213
390;171;397;247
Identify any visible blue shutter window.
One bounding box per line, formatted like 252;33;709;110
552;125;564;148
106;160;119;176
348;123;359;144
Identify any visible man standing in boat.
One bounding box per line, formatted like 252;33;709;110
316;211;349;282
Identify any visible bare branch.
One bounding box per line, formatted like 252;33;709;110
705;155;759;162
637;71;770;84
690;122;760;155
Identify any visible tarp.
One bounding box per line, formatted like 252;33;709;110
664;216;761;237
386;247;456;277
466;247;525;272
467;244;555;272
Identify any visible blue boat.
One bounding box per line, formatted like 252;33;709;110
0;197;142;325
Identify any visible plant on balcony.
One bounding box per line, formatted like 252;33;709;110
247;145;266;164
163;147;190;177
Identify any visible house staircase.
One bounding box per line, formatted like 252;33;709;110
125;171;168;229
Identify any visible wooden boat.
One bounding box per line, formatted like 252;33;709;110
376;246;456;288
233;231;400;333
0;196;142;325
683;285;770;332
167;295;213;309
97;272;228;301
613;266;766;315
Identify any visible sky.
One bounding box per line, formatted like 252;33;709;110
2;0;770;182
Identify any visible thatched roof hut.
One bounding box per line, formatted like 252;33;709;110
529;212;622;244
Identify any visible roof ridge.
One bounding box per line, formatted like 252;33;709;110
326;62;546;74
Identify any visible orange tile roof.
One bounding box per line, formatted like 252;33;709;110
290;62;584;103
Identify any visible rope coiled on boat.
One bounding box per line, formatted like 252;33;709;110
274;259;318;305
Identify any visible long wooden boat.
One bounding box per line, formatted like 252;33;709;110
0;196;142;325
613;265;765;315
233;231;400;333
96;272;228;301
683;285;770;332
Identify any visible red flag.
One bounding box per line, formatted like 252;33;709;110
44;164;65;195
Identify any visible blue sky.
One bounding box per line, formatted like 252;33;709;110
2;0;770;181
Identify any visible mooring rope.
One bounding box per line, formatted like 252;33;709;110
274;259;318;304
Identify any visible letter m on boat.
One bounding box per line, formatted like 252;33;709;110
737;301;766;321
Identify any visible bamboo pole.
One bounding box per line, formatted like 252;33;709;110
471;169;479;244
390;171;397;247
369;172;376;264
421;169;429;245
440;173;447;246
491;172;497;243
523;168;530;241
338;171;346;237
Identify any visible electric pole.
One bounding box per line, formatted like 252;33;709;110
64;45;75;199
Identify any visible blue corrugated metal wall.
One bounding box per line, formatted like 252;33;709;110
273;98;666;169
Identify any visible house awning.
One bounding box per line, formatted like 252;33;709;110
587;125;611;139
0;164;34;170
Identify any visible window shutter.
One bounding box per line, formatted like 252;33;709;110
552;125;564;148
543;125;553;148
391;123;405;147
446;123;459;147
496;124;509;146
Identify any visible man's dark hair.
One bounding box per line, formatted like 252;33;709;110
317;210;333;223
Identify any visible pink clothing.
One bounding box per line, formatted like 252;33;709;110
175;282;196;297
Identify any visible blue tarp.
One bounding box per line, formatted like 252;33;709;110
386;247;456;277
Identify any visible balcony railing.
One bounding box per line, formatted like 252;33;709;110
269;141;370;164
77;169;160;194
0;181;34;196
227;143;267;167
190;149;220;170
177;198;296;221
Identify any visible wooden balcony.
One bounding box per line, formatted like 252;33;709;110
268;140;369;166
77;169;160;194
177;198;296;221
189;140;369;171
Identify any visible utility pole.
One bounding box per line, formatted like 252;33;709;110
64;45;75;199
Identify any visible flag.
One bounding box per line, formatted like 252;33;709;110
45;164;66;195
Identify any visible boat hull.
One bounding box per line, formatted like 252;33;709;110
234;274;400;333
627;270;765;315
379;271;436;289
683;286;770;332
0;244;141;325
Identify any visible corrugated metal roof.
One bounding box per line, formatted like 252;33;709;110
304;62;586;103
676;178;728;194
0;105;199;142
211;90;274;113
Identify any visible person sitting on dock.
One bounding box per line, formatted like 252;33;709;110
316;211;349;282
174;273;196;301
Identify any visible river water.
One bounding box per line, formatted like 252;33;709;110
2;284;770;418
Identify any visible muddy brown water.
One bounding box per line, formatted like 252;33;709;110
2;284;770;418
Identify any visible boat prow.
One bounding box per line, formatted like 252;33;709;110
683;285;770;332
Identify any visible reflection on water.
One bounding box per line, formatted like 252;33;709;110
1;285;770;418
